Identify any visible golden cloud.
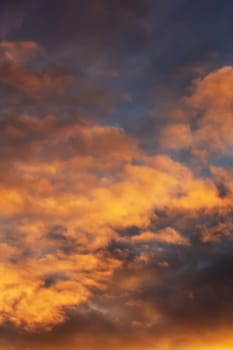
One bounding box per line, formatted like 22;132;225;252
0;61;232;338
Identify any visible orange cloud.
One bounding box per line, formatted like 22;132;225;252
131;227;190;246
190;66;233;154
0;40;44;63
157;66;233;158
0;141;230;330
160;123;193;150
0;63;232;338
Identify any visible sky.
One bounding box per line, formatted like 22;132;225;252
0;0;232;349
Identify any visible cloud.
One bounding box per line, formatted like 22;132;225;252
131;227;190;246
0;48;124;117
0;31;232;350
0;40;43;63
158;66;233;159
159;123;193;151
0;117;231;331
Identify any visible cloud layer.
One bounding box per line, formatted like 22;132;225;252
0;1;232;349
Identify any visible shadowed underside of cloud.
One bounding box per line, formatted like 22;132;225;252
0;1;232;349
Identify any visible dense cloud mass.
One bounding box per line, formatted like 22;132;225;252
0;1;232;349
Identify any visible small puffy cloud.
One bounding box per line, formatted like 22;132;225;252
131;227;190;246
187;66;233;111
187;66;233;155
0;40;44;63
156;66;233;159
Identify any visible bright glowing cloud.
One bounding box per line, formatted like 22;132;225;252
0;1;232;349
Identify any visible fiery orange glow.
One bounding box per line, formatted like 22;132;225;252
0;1;232;349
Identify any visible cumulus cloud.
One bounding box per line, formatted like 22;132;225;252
158;66;233;160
